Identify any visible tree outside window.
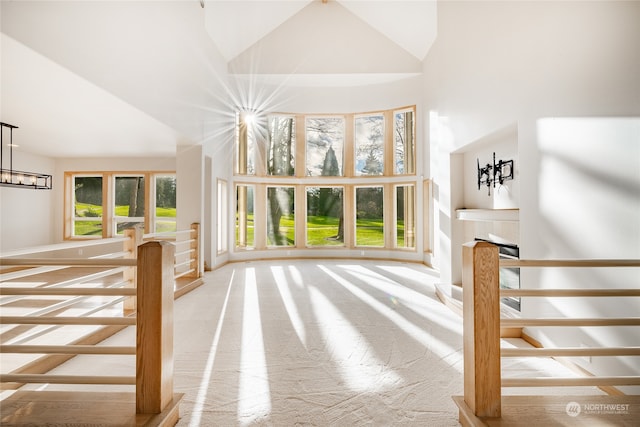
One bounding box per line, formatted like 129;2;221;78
306;117;344;177
73;176;103;236
355;114;384;176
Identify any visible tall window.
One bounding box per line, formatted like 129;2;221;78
395;184;416;249
267;115;295;176
306;117;344;177
236;111;256;175
394;109;415;175
154;175;177;233
72;175;103;237
267;186;295;246
114;175;145;235
306;186;344;246
236;184;254;248
355;186;384;247
355;114;384;176
217;179;228;254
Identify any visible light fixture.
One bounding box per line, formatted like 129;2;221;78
477;152;514;196
0;122;52;190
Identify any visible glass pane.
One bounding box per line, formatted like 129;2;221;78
217;180;228;253
305;117;344;177
306;186;343;246
155;175;176;233
115;176;145;234
267;187;295;246
73;176;103;236
355;114;384;176
396;185;416;248
267;115;295;176
236;185;254;248
236;111;256;175
394;110;415;174
355;187;384;247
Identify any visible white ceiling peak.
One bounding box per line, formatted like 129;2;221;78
337;0;437;61
205;1;437;63
205;1;314;61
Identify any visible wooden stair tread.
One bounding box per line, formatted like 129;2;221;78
0;391;184;427
454;395;640;427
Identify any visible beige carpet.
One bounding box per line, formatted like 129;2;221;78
173;260;463;426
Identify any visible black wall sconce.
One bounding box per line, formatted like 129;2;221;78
477;152;514;195
1;122;52;190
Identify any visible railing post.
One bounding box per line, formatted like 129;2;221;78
123;226;143;315
136;241;175;414
189;222;200;278
462;241;501;418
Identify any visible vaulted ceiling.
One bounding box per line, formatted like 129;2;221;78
0;1;436;158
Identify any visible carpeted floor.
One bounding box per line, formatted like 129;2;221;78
172;259;463;426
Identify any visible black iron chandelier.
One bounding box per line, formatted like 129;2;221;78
0;122;52;190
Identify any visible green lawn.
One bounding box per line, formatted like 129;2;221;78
73;203;176;236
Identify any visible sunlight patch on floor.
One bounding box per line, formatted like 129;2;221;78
308;284;403;393
340;264;463;336
321;265;461;368
237;267;271;425
188;271;235;427
271;265;306;347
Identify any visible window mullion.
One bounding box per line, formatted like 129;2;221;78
295;115;306;178
104;173;112;238
384;110;394;176
344;114;354;178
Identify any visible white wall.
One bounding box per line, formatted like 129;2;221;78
0;150;55;251
530;117;639;391
425;0;640;281
424;0;640;383
204;120;234;270
176;144;204;273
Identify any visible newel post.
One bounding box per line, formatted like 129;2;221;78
462;241;501;418
136;240;175;414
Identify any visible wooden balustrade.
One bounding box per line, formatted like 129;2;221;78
0;230;193;425
454;241;640;426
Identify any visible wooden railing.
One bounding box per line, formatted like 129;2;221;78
143;222;201;281
455;241;640;425
0;224;200;424
0;241;181;422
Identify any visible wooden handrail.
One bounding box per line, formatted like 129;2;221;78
0;237;126;258
0;374;136;385
501;318;640;327
500;259;640;267
0;345;136;354
0;316;136;325
501;347;640;357
0;258;137;266
502;377;640;387
459;240;640;424
0;287;137;296
501;288;640;297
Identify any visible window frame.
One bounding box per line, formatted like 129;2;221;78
232;105;419;253
64;171;176;240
